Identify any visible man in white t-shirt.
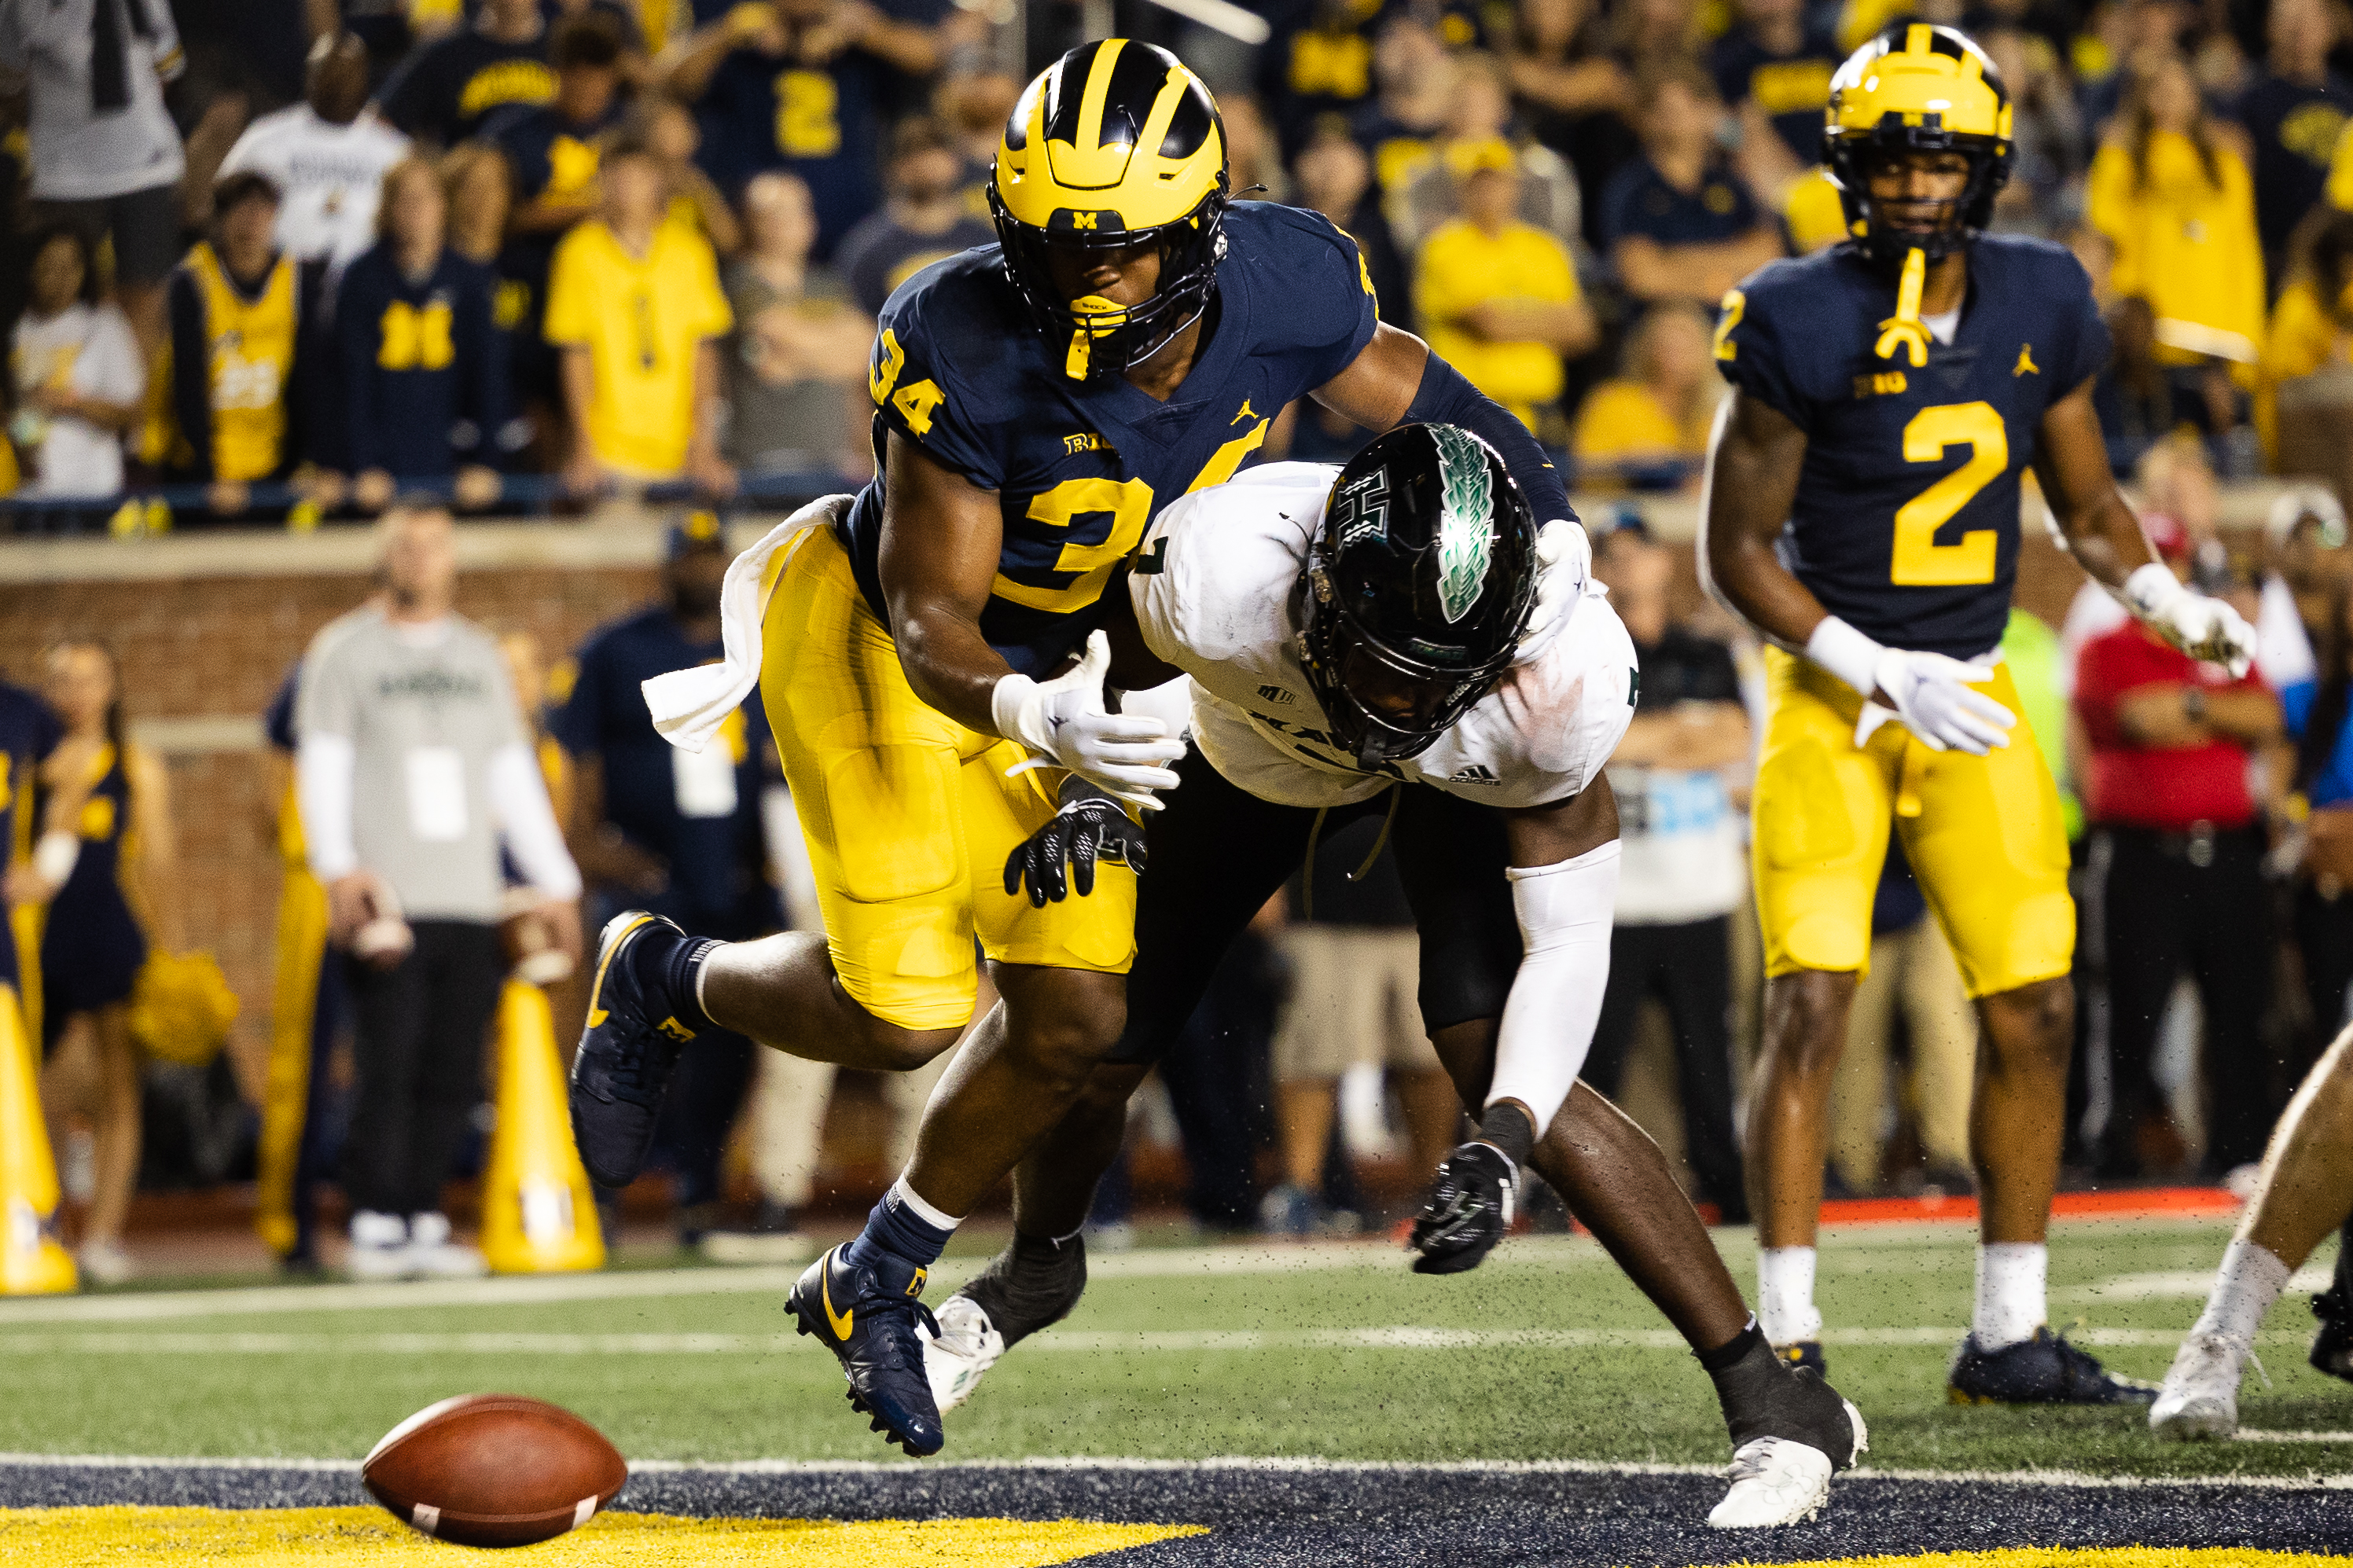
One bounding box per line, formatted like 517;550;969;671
220;32;411;269
0;0;188;354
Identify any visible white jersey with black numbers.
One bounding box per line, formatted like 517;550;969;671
1130;462;1638;811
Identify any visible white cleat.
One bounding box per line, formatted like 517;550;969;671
925;1294;1006;1415
2150;1331;2247;1441
1707;1399;1867;1529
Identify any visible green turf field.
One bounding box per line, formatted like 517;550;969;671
4;1214;2347;1483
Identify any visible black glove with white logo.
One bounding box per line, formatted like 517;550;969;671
1003;780;1149;908
1408;1141;1519;1276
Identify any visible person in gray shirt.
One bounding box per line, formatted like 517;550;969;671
296;499;581;1280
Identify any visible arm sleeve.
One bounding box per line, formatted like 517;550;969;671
1401;350;1574;524
487;741;583;898
1279;208;1381;386
541;233;594;346
296;732;359;881
167;271;214;479
1483;837;1621;1138
90;310;145;403
688;238;733;340
868;295;1000;487
1712;279;1807;428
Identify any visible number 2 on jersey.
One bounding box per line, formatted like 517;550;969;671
1891;401;2004;586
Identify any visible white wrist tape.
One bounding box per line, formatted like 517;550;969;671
1484;838;1621;1140
1804;616;1886;702
31;830;78;890
2120;560;2186;622
991;672;1041;750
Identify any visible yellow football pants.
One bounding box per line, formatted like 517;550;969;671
757;527;1136;1031
1751;648;2074;999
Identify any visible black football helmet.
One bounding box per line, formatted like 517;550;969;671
1296;424;1538;769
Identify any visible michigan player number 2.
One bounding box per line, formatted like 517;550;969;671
1891;402;2004;587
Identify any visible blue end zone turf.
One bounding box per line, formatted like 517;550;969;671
5;1457;2349;1563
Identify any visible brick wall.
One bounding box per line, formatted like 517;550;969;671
0;562;663;1081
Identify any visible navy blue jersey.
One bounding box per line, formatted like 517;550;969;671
2232;73;2353;267
1714;236;2112;659
691;4;946;257
834;211;995;318
549;606;774;932
1601;153;1766;248
1709;21;1841;166
376;28;554;147
336;245;509;478
841;200;1382;678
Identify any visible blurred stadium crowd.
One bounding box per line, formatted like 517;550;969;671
4;0;2353;1283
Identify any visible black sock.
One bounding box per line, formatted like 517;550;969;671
1704;1317;1853;1461
961;1230;1088;1348
1476;1102;1536;1168
634;927;720;1034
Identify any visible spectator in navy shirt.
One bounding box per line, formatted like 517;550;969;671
551;511;780;1247
378;0;556;149
2232;0;2353;288
1708;0;1840;189
833;115;991;317
658;0;951;259
1601;62;1782;307
338;158;509;514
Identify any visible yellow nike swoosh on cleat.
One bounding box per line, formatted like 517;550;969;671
821;1249;853;1338
584;914;656;1028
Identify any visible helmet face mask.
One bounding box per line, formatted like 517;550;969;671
990;40;1230;382
1823;24;2013;269
1296;424;1538;770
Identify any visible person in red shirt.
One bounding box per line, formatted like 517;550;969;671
2074;516;2284;1180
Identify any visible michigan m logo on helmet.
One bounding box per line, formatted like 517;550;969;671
989;40;1230;382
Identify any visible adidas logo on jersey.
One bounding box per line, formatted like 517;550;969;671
1257;685;1295;705
1449;765;1502;785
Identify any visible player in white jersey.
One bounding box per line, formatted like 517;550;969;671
928;424;1867;1529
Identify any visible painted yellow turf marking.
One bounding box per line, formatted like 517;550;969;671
1731;1551;2350;1568
0;1507;1204;1566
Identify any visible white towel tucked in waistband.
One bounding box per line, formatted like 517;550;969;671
642;494;854;753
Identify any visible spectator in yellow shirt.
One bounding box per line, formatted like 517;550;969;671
1413;143;1596;432
2264;208;2353;384
544;129;736;497
2086;53;2267;370
1571;301;1723;490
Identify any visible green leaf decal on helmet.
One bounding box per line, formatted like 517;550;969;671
1431;424;1494;623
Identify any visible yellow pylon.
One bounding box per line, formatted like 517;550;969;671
480;980;605;1274
0;982;76;1294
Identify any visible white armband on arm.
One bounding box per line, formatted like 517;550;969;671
1483;838;1621;1140
487;743;584;900
296;732;359;883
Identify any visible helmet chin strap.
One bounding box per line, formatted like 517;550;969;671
1874;245;1932;368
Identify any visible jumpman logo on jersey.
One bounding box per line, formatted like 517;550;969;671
1231;398;1259;426
2013;343;2040;376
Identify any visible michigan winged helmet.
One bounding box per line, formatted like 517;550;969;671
990;39;1230;382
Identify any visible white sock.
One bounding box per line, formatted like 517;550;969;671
2190;1240;2292;1352
1973;1242;2048;1349
1757;1247;1822;1345
891;1173;965;1231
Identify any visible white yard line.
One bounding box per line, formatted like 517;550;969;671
0;1452;2344;1489
0;1325;2314;1356
2058;1267;2334;1303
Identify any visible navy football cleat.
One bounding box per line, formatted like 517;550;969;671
1778;1341;1829;1380
2312;1284;2353;1384
568;912;699;1189
1947;1327;2156;1405
789;1245;945;1456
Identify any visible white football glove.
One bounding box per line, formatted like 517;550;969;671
1514;518;1592;663
2122;562;2257;678
991;631;1186;811
1857;648;2017;755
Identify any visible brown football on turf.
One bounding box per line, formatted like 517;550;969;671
363;1394;627;1548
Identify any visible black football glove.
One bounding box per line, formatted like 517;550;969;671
1408;1141;1518;1276
1002;781;1149;908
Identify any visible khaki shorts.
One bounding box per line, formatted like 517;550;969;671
1271;926;1443;1080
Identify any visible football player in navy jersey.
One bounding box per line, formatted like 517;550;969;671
569;38;1580;1457
1702;24;2257;1405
